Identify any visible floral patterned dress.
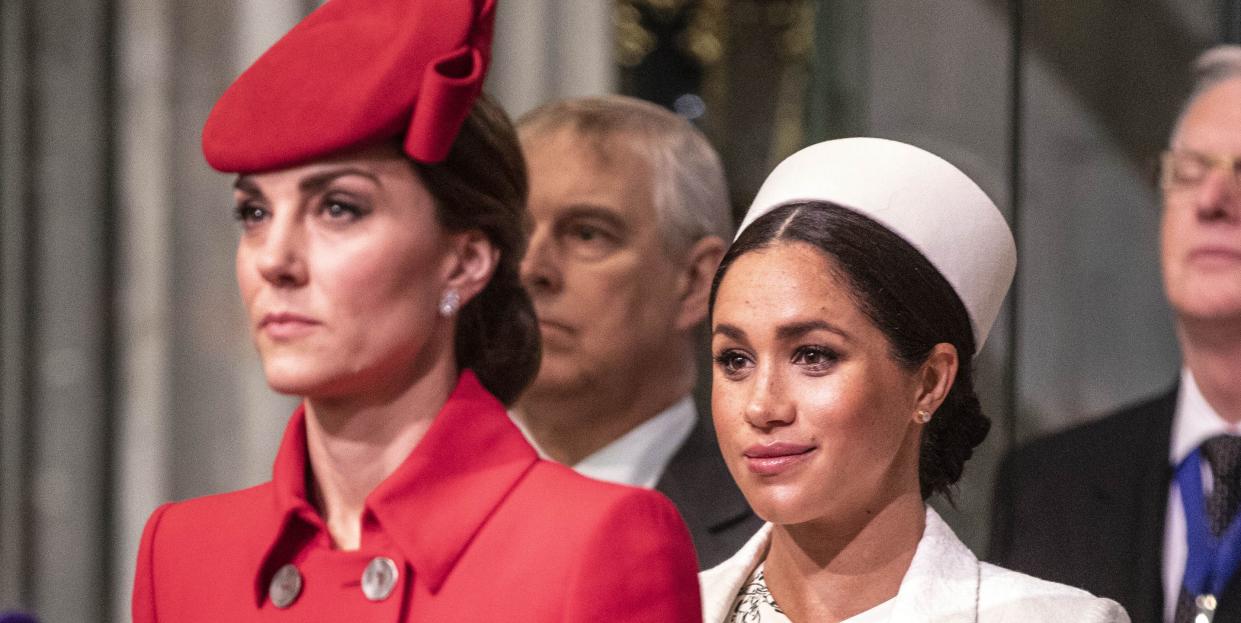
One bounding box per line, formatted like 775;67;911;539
729;564;790;623
728;563;895;623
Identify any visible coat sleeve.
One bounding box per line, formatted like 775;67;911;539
132;503;173;623
1090;597;1131;623
560;488;701;623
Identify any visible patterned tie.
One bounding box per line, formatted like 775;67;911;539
1175;435;1241;623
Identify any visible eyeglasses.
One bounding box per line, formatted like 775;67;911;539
1160;150;1241;192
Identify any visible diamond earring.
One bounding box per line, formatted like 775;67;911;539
439;289;461;317
915;409;933;424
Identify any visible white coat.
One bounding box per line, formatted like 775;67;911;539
700;507;1129;623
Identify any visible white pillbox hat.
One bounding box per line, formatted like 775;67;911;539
737;137;1017;353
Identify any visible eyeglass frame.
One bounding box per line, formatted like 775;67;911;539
1159;149;1241;192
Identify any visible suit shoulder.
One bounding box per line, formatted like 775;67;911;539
523;458;650;496
520;459;679;516
1005;391;1175;470
978;563;1131;622
523;463;700;621
511;459;689;533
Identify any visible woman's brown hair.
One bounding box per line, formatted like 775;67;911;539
412;94;540;404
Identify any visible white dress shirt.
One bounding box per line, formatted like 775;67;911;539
512;395;697;489
1163;368;1241;622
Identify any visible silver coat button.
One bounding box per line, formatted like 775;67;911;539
269;563;302;608
361;556;399;601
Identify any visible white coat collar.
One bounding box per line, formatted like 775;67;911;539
699;507;980;622
699;520;774;620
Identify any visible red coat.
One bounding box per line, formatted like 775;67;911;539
133;372;701;621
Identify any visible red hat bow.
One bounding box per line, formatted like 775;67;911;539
405;0;495;163
202;0;497;173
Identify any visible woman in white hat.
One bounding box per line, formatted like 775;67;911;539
700;138;1128;622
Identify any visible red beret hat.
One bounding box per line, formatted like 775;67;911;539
202;0;496;173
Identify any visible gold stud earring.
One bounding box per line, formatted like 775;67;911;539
915;409;932;424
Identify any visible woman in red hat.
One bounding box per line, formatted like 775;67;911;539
131;1;700;620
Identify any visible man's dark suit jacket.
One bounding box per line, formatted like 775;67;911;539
989;387;1241;623
656;416;764;569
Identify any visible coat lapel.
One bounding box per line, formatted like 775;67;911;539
1089;388;1176;623
701;509;979;623
889;508;980;622
1216;559;1241;620
254;372;540;601
699;523;772;623
1131;416;1174;623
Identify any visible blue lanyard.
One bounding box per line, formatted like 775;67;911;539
1177;448;1241;596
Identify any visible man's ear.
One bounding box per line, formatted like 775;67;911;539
674;235;727;331
913;342;959;421
443;230;499;306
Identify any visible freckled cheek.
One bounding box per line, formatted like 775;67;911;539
796;386;893;456
710;382;751;454
711;398;756;489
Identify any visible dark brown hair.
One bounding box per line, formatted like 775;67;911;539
411;94;540;405
709;202;989;500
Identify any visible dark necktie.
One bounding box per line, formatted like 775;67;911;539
1175;435;1241;623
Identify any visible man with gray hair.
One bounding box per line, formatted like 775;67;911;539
990;46;1241;623
512;95;761;568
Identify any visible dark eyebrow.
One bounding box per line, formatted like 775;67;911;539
233;176;262;196
713;323;746;341
297;167;382;194
776;320;850;341
232;167;382;196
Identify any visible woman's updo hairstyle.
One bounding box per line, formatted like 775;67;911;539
709;202;990;500
198;0;531;401
411;93;540;405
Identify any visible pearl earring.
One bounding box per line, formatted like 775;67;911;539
915;409;932;424
439;289;461;317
